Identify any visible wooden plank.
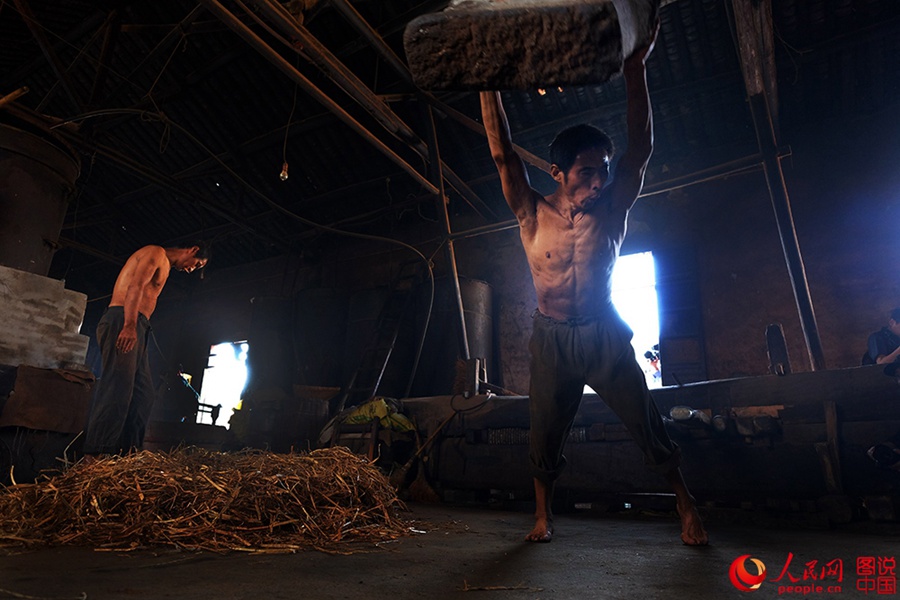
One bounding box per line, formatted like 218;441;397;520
0;365;94;433
824;400;843;493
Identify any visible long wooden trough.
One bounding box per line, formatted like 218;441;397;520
402;365;900;520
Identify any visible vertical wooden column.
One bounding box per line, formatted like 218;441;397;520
422;106;471;362
731;0;826;371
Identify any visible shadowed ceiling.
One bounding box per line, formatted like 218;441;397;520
2;0;899;299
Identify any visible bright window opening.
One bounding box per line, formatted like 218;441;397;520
197;341;249;428
587;251;662;392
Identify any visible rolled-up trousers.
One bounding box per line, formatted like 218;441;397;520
528;308;680;484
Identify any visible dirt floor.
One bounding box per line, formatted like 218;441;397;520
2;501;899;600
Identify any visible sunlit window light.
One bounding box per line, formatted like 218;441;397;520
586;251;661;392
197;341;249;428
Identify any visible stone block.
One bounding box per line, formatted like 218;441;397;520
403;0;659;90
0;264;90;369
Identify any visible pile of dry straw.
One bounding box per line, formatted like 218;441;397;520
0;446;411;553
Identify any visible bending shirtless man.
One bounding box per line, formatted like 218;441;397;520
480;28;707;546
82;243;209;459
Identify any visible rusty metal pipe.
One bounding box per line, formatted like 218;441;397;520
198;0;438;195
246;0;427;159
442;165;498;221
330;0;417;89
332;0;550;175
0;87;29;109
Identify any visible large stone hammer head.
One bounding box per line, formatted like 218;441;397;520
403;0;660;91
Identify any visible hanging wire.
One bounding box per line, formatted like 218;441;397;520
281;58;300;181
143;33;186;155
283;84;299;161
146;34;186;103
49;108;438;392
62;151;97;282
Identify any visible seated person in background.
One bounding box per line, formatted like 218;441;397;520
863;308;900;365
868;362;900;470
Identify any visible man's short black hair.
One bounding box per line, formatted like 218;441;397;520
176;240;211;261
549;124;614;174
891;307;900;323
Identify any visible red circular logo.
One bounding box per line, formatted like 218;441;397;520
729;555;767;592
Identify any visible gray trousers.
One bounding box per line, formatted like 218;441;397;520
528;308;680;484
83;306;156;455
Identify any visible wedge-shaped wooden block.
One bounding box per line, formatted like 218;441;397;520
404;0;659;91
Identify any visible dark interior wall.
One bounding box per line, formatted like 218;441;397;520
142;223;452;414
663;174;804;380
628;104;900;380
135;212;538;412
456;101;900;385
787;106;900;369
147;255;298;419
114;103;900;417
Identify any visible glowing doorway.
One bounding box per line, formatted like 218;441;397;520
197;341;249;428
612;251;662;388
586;251;661;391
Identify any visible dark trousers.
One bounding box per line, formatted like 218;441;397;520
528;309;680;484
83;306;156;455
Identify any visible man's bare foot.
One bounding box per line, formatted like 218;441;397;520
526;517;553;543
677;501;708;546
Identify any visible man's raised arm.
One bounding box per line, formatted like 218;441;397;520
480;91;537;224
610;26;658;216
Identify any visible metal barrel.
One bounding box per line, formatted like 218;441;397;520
0;123;80;276
410;276;495;397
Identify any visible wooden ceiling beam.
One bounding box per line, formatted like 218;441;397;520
12;0;86;112
728;0;826;371
246;0;427;159
730;0;779;132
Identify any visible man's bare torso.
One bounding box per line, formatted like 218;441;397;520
521;192;626;321
109;245;171;319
